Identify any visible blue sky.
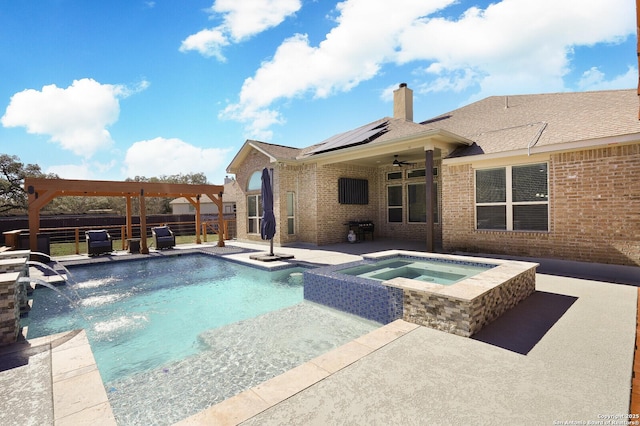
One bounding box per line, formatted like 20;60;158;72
0;0;636;184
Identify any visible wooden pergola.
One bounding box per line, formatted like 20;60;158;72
24;178;225;254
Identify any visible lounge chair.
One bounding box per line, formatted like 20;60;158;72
86;230;113;256
152;226;175;249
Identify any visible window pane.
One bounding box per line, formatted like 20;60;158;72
513;205;548;231
388;208;403;222
258;196;263;217
388;186;402;206
476;168;506;203
407;169;426;178
477;205;506;229
248;218;257;233
287;218;294;234
408;183;426;223
387;171;402;180
248;171;262;191
248;195;257;216
287;192;294;216
513;164;548;202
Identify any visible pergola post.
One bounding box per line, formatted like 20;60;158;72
25;184;57;256
195;195;202;244
139;190;149;254
425;148;435;252
125;196;133;242
205;192;225;247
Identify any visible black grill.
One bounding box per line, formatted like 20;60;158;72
345;220;374;241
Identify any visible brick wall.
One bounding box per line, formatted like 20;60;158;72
315;164;380;245
235;150;444;247
442;143;640;266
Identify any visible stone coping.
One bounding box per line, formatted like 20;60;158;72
175;319;419;425
373;250;538;301
27;329;116;425
21;320;417;426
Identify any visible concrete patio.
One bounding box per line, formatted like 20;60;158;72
0;239;637;425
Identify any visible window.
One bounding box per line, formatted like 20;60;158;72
387;171;402;180
407;169;426;179
387;186;403;222
248;171;262;191
338;177;368;204
408;182;438;223
247;194;262;234
286;192;295;235
475;163;548;231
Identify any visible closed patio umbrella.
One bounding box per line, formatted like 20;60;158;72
260;167;276;255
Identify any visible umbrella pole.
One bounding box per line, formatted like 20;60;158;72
269;238;274;256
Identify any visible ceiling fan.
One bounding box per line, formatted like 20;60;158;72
392;155;413;167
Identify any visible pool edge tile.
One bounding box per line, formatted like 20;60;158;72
173;389;270;426
51;330;116;425
54;401;116;426
251;362;331;406
309;340;375;373
355;319;419;349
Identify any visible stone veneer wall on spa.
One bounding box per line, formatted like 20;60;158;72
402;267;536;337
303;263;404;324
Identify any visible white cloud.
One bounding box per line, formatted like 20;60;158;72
222;0;635;139
46;159;118;180
395;0;634;99
180;0;301;60
222;0;448;139
46;164;94;180
213;0;301;41
577;66;637;91
1;78;148;158
179;28;229;60
124;137;232;183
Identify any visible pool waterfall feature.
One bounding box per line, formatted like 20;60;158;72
0;250;31;346
305;250;539;337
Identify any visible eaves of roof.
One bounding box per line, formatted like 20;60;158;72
226;140;301;174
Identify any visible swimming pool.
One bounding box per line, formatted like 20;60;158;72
24;254;306;383
336;257;494;285
24;253;380;425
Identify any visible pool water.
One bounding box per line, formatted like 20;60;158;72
24;254;306;383
337;257;494;285
24;254;380;425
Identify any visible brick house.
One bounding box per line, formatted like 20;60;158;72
226;85;640;266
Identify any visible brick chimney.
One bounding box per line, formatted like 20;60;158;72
393;83;413;122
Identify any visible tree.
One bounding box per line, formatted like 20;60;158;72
0;154;57;215
125;172;210;214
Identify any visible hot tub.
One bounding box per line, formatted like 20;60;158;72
304;251;538;337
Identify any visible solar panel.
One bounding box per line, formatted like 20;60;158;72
308;119;389;155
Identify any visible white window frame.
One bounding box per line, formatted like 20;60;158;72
247;194;262;234
286;191;295;235
387;185;403;223
475;163;549;231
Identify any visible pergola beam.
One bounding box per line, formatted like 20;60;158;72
23;178;225;254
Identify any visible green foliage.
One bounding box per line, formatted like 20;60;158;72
124;172;210;214
0;154;58;215
0;157;210;216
